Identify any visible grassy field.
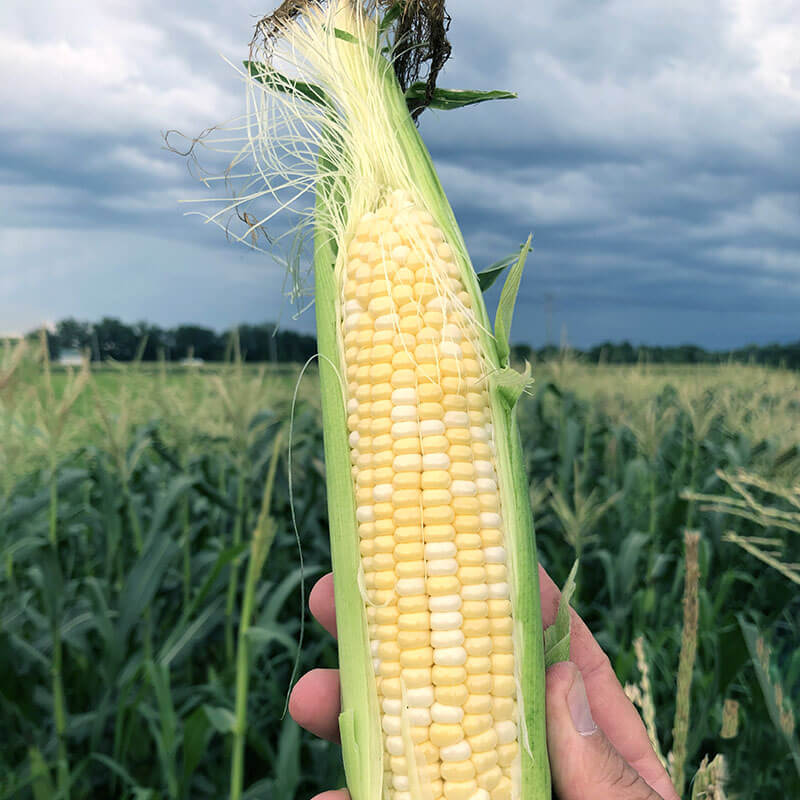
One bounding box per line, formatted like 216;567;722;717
1;338;799;798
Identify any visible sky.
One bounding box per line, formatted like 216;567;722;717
1;0;798;349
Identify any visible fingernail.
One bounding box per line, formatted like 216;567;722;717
567;669;597;736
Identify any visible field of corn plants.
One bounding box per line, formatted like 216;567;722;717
1;337;798;799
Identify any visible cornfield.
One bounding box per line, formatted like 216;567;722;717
1;337;798;798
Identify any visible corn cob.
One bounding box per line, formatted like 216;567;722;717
236;2;550;798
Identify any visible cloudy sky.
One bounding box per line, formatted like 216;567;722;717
1;0;798;349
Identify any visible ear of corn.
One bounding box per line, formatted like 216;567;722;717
244;3;550;798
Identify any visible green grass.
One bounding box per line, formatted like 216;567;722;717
1;341;798;798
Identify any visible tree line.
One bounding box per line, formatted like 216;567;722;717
29;318;318;363
511;340;800;370
14;317;799;369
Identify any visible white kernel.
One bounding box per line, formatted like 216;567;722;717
488;582;509;599
386;735;404;756
474;460;495;478
394;793;412;800
483;547;507;564
440;740;471;762
472;790;491;800
425;542;457;560
391;405;418;422
396;577;424;596
347;398;359;414
392;388;418;404
433;646;467;666
419;419;445;436
422;453;450;470
430;611;463;631
393;775;410;791
405;687;435;707
442;324;463;341
428;593;461;612
426;296;451;313
383;698;402;714
406;707;432;726
382;715;402;735
476;478;497;493
427;558;458;576
392;421;419;438
431;629;465;648
344;313;361;332
451;480;477;497
440;341;462;358
349;431;360;448
444;411;469;427
392;245;411;262
470;426;490;442
480;512;502;528
344;299;363;314
375;313;399;331
394;454;423;472
495;720;518;744
461;583;489;600
373;658;381;673
356;505;375;523
431;702;464;724
371;640;380;656
373;484;393;502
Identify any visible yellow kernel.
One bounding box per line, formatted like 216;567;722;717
491;654;515;675
491;697;515;721
463;694;493;715
427;576;461;595
421;470;451;489
398;595;429;613
465;637;493;657
422;525;456;542
398;631;430;648
398;611;429;630
440;760;475;782
400;647;433;668
430;723;463;747
465;656;491;675
401;667;432;688
477;765;503;791
432;665;467;686
468;728;498;753
435;684;469;706
443;779;478;800
496;742;518;767
396;560;425;579
463;618;491;637
457;551;485;568
395;542;424;561
463;714;493;736
466;674;492;694
491;675;516;697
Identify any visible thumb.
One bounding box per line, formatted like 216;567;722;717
546;662;663;800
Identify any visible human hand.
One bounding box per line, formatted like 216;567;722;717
289;566;679;800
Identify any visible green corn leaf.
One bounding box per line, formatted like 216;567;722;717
182;706;212;787
494;235;532;367
28;747;54;800
477;244;532;292
203;704;237;735
544;560;579;668
244;61;330;108
405;82;516;111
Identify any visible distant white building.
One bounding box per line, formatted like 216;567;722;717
180;356;205;367
58;348;84;367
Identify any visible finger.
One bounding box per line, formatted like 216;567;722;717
538;565;679;799
310;792;349;800
310;572;338;638
288;668;342;743
546;661;664;800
